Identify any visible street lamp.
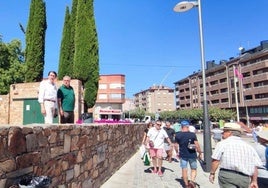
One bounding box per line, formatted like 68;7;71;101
173;0;212;172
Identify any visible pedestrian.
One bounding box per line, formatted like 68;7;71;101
175;120;202;188
142;122;154;146
38;71;58;124
211;126;223;146
147;120;173;176
57;75;75;123
209;122;262;188
163;121;176;162
172;121;181;159
254;130;268;188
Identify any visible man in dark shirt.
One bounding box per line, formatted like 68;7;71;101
163;121;175;162
175;120;202;188
57;76;75;123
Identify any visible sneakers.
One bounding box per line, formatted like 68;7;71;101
158;171;163;177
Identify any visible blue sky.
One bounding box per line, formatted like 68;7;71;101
1;0;267;98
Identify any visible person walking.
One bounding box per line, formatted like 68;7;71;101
163;121;175;163
147;120;173;176
175;120;202;188
209;122;262;188
57;76;75;123
38;71;58;124
255;130;268;188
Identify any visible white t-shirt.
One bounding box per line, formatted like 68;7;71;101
147;127;168;149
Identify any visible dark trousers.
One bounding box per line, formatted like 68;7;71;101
60;111;74;124
218;169;250;188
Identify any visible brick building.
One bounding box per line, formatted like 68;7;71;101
174;40;268;124
93;74;125;121
134;85;175;113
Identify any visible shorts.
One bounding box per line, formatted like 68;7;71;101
149;148;164;158
180;158;197;169
164;143;171;150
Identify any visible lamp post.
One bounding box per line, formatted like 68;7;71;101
173;0;212;172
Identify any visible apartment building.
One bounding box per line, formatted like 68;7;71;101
94;74;125;121
134;85;175;113
174;40;268;124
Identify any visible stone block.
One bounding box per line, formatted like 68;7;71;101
8;127;26;156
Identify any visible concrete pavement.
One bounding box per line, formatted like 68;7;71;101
101;132;255;188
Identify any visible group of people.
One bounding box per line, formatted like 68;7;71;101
38;71;75;124
142;120;202;187
142;120;268;188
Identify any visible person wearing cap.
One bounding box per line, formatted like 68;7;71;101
209;122;262;188
175;120;202;188
254;130;268;187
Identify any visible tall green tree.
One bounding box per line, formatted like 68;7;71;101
73;0;99;109
58;0;78;79
58;7;72;79
0;39;25;94
25;0;47;82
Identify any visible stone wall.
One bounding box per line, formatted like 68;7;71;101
0;123;145;188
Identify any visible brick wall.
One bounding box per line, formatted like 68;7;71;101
0;95;9;124
0;123;145;188
0;79;83;125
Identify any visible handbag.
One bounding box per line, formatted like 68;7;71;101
149;131;160;148
187;139;196;150
139;145;146;158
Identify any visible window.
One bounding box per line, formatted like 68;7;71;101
110;83;125;89
110;93;122;99
99;94;107;99
99;84;107;89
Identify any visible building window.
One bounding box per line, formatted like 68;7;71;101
99;94;107;99
99;84;107;89
110;83;125;89
110;93;122;99
220;88;228;93
255;93;268;99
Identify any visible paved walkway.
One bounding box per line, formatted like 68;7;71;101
101;133;255;188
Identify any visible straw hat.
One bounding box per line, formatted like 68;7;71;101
256;130;268;141
222;122;242;132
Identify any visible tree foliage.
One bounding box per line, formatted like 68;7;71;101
58;6;73;79
25;0;47;82
73;0;99;109
158;107;235;123
0;40;26;94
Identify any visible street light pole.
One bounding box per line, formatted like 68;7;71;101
174;0;212;172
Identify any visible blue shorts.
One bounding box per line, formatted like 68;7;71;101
180;158;197;169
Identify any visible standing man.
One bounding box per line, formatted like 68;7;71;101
57;76;75;124
38;71;58;124
163;121;176;163
175;120;202;188
209;122;262;188
147;120;173;176
255;130;268;187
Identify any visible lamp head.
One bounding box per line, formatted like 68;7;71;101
173;1;198;12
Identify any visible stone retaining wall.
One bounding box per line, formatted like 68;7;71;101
0;123;145;188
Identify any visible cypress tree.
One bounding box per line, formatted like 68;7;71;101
25;0;47;82
58;7;72;79
73;0;99;109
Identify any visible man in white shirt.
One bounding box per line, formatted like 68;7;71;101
209;122;262;188
255;130;268;187
147;120;173;176
38;71;58;124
